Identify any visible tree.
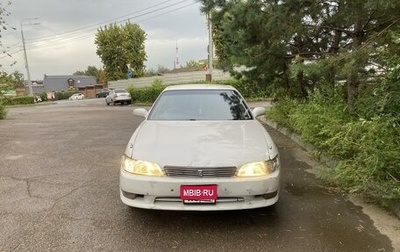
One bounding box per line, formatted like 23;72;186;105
0;3;15;93
73;65;101;83
144;65;171;77
95;22;147;82
0;71;24;98
199;0;400;110
0;1;14;119
0;1;12;48
184;60;201;69
10;71;24;89
0;71;15;93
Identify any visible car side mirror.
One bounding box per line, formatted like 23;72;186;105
252;107;266;118
133;108;148;118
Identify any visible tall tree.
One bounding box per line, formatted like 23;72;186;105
200;0;400;109
95;22;147;81
0;1;16;95
73;65;101;82
0;1;12;50
184;60;201;69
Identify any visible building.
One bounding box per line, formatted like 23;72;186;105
31;75;97;94
30;75;103;98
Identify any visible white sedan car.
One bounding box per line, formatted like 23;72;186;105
68;93;84;100
105;89;131;105
120;84;281;211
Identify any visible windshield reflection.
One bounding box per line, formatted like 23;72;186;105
148;90;252;121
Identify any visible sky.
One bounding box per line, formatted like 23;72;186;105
0;0;209;80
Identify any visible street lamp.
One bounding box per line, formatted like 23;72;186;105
21;17;40;96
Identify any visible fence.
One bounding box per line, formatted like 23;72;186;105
108;69;231;89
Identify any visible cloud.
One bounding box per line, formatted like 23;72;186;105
1;0;209;80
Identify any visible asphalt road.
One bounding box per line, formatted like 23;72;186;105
0;99;399;252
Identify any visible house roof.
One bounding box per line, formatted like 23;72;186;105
43;75;95;80
32;75;97;93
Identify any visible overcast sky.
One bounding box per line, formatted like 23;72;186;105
1;0;209;80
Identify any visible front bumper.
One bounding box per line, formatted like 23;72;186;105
120;169;280;211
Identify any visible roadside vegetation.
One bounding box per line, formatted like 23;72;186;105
0;71;31;119
198;0;400;209
127;78;271;104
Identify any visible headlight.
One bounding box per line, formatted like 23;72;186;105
236;156;279;177
121;155;164;176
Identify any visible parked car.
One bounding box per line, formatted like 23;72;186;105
119;84;281;211
68;93;85;100
35;96;42;103
105;89;131;105
96;88;113;98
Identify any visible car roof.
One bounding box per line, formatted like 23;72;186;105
163;84;236;92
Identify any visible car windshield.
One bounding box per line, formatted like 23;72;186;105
115;89;127;93
148;89;253;121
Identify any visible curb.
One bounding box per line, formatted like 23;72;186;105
259;116;400;220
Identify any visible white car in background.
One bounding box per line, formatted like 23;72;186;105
119;84;281;211
68;93;85;100
105;89;131;105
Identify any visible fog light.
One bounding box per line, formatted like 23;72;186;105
122;190;137;199
262;191;278;199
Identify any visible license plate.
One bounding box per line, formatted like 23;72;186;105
180;185;218;203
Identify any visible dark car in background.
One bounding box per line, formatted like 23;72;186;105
96;88;113;98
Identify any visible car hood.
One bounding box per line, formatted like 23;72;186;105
126;120;277;168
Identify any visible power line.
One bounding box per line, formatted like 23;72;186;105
26;0;188;43
22;0;198;52
137;2;197;23
2;0;193;54
1;0;201;66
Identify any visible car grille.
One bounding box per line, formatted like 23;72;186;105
164;166;237;178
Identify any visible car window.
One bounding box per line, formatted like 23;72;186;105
115;89;127;93
148;90;252;121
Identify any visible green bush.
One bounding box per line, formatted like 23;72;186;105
56;91;77;100
355;68;400;123
267;96;298;128
16;96;35;105
128;79;165;104
269;84;400;202
39;92;47;102
126;78;272;104
0;97;11;106
0;103;7;119
0;96;34;105
333;116;400;199
213;78;271;99
288;86;351;156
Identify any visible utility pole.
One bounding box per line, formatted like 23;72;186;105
206;12;213;82
175;40;180;69
21;17;40;96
